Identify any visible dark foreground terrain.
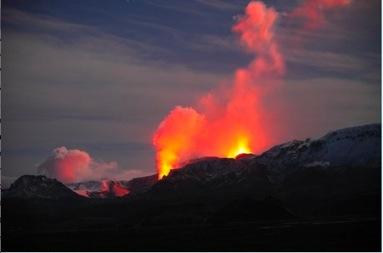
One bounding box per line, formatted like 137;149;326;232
2;196;381;251
2;124;381;251
4;218;381;251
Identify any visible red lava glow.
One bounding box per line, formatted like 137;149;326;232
112;183;130;197
152;0;351;179
101;180;130;197
226;136;252;158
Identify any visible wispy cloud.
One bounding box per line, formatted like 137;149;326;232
195;0;244;11
2;1;380;182
3;9;229;178
286;48;371;73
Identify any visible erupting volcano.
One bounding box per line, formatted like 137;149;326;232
153;1;283;179
152;0;351;179
3;0;379;251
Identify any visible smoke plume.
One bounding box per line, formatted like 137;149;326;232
38;146;140;183
152;0;351;179
153;1;283;179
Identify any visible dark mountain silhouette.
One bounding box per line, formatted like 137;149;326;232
2;124;381;251
2;175;82;199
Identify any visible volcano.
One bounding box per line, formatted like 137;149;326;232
2;124;381;251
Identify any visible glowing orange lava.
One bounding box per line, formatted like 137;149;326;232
157;150;177;179
226;136;252;158
156;134;252;179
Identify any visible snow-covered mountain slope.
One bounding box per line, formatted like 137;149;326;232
142;124;380;216
66;175;157;198
67;180;130;198
67;180;104;197
4;124;380;202
154;124;380;187
256;123;381;182
2;175;82;199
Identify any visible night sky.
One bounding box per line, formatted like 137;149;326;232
2;0;381;186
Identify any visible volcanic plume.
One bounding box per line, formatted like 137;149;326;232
38;147;92;183
37;146;134;183
153;1;283;179
152;0;351;179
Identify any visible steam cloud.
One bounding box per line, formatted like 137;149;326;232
38;146;141;183
152;0;351;179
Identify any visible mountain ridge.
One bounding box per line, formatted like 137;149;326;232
3;123;381;251
3;123;380;202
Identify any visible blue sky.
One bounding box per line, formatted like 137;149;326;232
2;0;381;185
